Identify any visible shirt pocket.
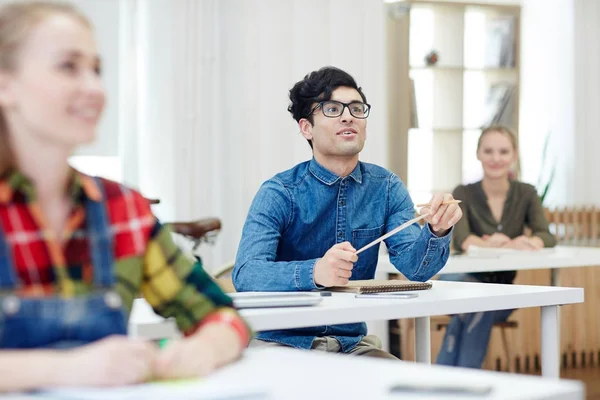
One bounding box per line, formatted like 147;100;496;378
351;224;384;279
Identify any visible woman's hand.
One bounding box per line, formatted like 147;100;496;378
482;233;511;247
502;235;544;250
153;323;243;380
59;335;158;387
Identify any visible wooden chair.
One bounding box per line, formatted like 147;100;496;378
166;217;239;293
144;197;223;243
167;218;222;250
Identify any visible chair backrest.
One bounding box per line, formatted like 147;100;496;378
544;207;600;246
168;218;222;240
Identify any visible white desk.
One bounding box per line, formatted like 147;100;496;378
32;348;584;400
377;246;600;281
129;281;583;378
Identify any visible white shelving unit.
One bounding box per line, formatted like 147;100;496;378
386;0;520;204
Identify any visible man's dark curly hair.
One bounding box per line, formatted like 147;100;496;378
287;66;367;148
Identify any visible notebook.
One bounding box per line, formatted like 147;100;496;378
328;280;432;294
229;292;323;308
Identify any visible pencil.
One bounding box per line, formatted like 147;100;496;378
415;200;461;208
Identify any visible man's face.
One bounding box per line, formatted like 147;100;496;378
300;86;367;160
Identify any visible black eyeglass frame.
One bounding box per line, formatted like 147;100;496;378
307;100;372;119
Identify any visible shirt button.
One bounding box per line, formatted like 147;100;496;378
104;291;123;310
3;296;20;315
340;200;345;206
338;231;343;238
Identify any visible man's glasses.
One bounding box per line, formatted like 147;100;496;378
309;100;371;119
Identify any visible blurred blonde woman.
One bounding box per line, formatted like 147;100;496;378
0;2;249;392
436;125;556;368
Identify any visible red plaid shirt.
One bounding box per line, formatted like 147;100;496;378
0;170;156;296
0;169;248;338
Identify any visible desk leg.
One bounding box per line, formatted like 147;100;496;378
551;269;560;286
541;305;560;378
415;316;431;363
387;273;402;358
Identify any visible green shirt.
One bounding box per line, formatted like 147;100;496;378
452;180;556;283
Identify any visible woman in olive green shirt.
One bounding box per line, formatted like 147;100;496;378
436;126;556;368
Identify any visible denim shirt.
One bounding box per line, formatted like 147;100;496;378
233;158;451;351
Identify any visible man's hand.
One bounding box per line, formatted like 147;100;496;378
419;193;462;237
313;242;358;287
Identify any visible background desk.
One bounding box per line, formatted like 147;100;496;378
377;246;600;370
377;246;600;284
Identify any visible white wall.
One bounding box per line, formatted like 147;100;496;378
518;0;600;208
519;0;575;206
120;0;388;269
572;0;600;205
71;0;121;157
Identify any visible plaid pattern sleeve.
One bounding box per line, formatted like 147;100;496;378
140;220;246;335
0;170;249;338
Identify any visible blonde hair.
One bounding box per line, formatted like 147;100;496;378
477;125;518;152
0;1;90;176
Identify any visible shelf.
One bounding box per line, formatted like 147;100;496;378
408;0;520;15
410;65;517;73
386;0;520;193
409;127;484;132
466;67;517;73
410;65;464;71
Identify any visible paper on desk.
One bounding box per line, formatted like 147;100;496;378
39;379;270;400
466;246;556;258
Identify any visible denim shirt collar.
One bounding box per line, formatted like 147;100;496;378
308;157;363;186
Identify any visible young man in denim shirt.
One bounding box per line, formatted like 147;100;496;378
233;66;462;358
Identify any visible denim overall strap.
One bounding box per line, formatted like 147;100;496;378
0;221;19;289
85;177;115;287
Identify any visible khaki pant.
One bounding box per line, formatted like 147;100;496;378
249;335;397;360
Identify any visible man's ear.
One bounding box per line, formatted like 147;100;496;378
0;72;16;108
299;118;313;141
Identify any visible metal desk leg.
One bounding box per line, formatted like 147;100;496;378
415;316;431;363
551;269;560;286
541;305;560;377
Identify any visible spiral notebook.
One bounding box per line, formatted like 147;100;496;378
328;280;432;294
